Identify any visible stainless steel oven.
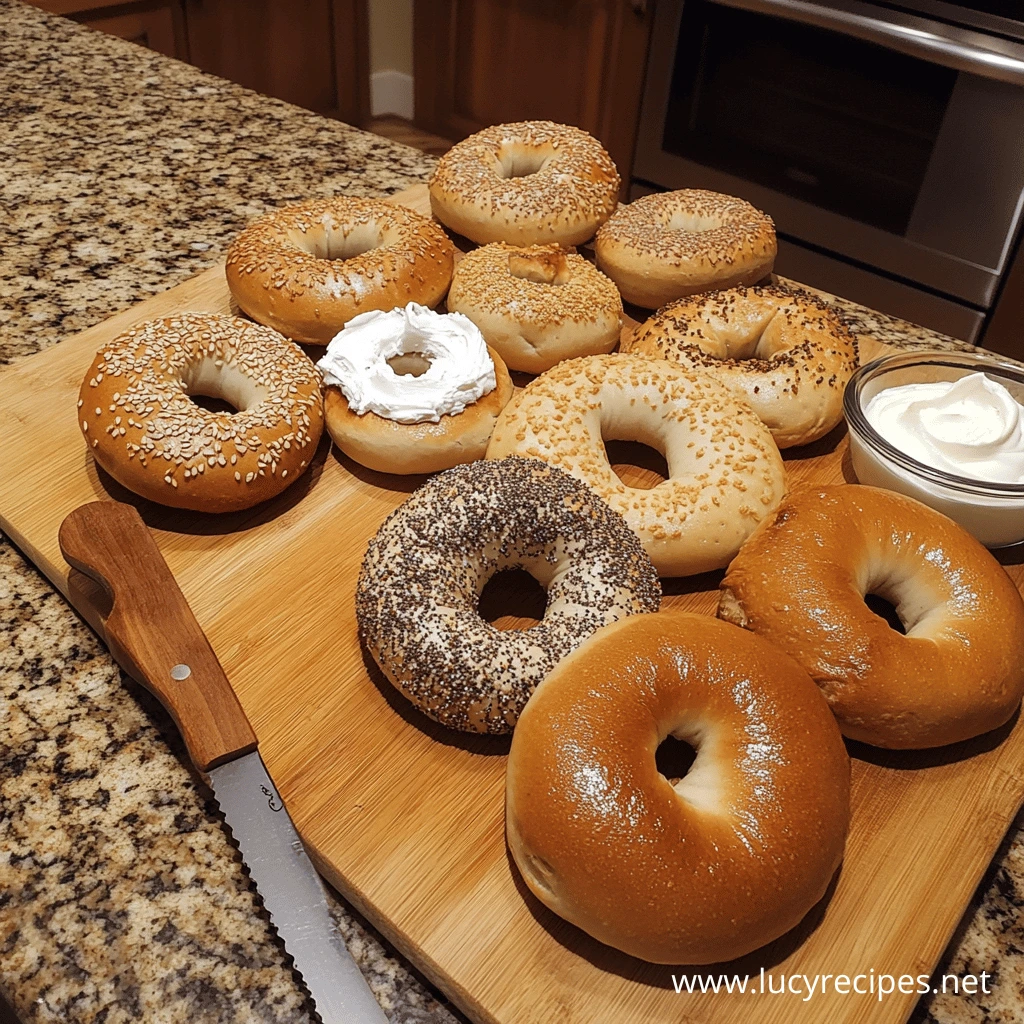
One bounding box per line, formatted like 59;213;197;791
633;0;1024;342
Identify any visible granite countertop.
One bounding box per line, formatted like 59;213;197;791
0;2;1021;1022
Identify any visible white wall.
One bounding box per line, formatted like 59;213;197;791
368;0;414;118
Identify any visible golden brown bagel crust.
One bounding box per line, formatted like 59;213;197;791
225;197;455;345
627;284;858;447
506;611;851;964
324;344;514;474
485;353;786;576
595;190;776;308
446;243;623;373
718;485;1024;748
79;313;324;512
428;121;620;246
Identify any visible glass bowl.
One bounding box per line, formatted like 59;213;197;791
843;350;1024;548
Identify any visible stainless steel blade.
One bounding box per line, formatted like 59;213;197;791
208;752;389;1024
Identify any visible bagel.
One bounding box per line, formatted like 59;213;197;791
318;303;515;474
486;353;786;576
627;284;858;447
356;457;661;733
719;485;1024;748
446;243;623;373
225;197;455;345
428;121;620;246
595;189;776;308
507;611;850;964
79;313;324;512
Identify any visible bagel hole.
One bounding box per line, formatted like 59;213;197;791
187;393;240;414
497;149;550;179
181;359;264;414
387;352;432;377
291;222;384;261
478;568;546;630
666;211;724;233
693;312;779;362
605;439;669;490
706;332;766;361
656;735;698;786
864;593;908;635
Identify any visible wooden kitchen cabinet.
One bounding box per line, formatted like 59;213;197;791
414;0;654;187
27;0;188;59
183;0;370;123
26;0;370;126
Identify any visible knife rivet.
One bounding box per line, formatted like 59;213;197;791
170;663;192;681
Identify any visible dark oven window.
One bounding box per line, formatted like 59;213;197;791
663;0;957;235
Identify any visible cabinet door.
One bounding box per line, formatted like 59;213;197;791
415;0;652;185
27;1;188;59
85;5;184;58
183;0;369;123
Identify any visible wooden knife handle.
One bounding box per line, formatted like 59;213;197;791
59;501;257;772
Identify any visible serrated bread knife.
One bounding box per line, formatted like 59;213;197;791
58;501;388;1024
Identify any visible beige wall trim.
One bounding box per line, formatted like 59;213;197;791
370;69;414;118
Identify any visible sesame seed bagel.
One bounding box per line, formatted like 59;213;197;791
446;243;623;373
507;611;850;964
595;189;776;309
79;313;324;512
718;485;1024;748
428;121;620;246
485;353;786;577
356;457;661;734
324;344;515;474
627;285;858;447
225;197;455;345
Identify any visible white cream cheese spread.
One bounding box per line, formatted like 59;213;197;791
864;372;1024;485
317;303;496;424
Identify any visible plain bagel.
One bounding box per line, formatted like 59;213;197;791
719;485;1024;748
507;611;851;964
627;284;858;447
596;189;776;308
225;197;455;345
486;353;786;576
428;121;620;246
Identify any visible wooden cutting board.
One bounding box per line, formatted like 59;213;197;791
2;184;1023;1024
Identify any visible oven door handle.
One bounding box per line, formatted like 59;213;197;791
707;0;1024;87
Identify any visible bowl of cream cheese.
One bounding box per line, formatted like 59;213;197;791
844;350;1024;547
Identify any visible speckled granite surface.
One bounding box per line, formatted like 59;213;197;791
0;2;1021;1023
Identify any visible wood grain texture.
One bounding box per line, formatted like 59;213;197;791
1;184;1023;1024
184;0;370;122
26;0;189;59
58;501;258;772
413;0;653;191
